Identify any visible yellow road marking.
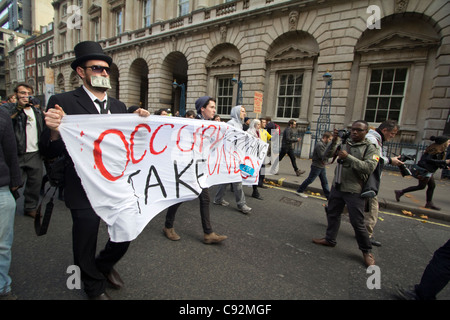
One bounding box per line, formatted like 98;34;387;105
379;210;450;228
267;184;450;228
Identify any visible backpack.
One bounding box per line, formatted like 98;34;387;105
360;144;383;198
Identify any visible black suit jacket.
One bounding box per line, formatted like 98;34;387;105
41;86;129;209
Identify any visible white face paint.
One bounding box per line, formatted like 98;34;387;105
91;75;112;89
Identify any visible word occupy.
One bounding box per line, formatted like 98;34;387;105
59;114;268;242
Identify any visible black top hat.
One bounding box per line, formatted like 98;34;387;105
71;41;113;70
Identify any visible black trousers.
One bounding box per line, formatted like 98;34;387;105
279;147;298;171
164;188;213;234
325;187;372;253
415;239;450;299
401;176;436;202
71;208;130;297
258;164;265;187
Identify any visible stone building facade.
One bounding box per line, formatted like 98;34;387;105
49;0;449;144
1;28;28;99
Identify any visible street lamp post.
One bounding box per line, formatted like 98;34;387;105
315;71;332;145
231;75;243;106
172;79;186;117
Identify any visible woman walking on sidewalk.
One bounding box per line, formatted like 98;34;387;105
395;135;450;210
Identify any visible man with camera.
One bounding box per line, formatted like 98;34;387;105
312;120;379;267
363;120;403;247
1;84;44;218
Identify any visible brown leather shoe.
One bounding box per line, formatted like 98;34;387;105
363;252;375;267
204;232;227;244
163;227;181;241
312;238;335;247
105;268;124;289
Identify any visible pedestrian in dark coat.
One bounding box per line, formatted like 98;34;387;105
41;41;150;300
395;135;450;210
0;109;22;300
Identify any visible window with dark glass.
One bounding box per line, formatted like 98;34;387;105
276;73;303;119
216;77;234;115
364;68;407;123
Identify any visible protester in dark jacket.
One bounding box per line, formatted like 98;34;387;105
279;119;304;176
296;131;337;199
41;41;150;300
0;109;22;300
1;83;44;218
163;96;228;243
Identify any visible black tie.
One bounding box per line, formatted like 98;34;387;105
95;99;107;114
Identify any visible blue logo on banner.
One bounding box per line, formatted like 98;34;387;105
239;164;255;176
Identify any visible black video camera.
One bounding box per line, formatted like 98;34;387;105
25;95;35;108
398;154;415;162
337;129;351;144
395;154;415;177
331;129;351;164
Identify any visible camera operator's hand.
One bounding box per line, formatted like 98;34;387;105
338;149;348;160
390;155;404;166
332;129;339;142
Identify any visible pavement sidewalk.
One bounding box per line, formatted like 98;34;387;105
263;157;450;223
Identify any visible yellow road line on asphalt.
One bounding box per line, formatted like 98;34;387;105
378;210;450;228
267;184;450;228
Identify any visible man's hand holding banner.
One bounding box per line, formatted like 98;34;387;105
59;114;268;242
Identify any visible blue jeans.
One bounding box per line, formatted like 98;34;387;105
214;182;246;208
296;165;330;198
0;186;16;294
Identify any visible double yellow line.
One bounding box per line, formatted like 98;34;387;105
268;184;450;229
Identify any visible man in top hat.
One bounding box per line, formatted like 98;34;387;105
41;41;150;300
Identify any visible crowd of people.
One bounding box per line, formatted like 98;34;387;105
1;40;449;300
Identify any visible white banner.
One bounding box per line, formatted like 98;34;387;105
59;114;268;242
